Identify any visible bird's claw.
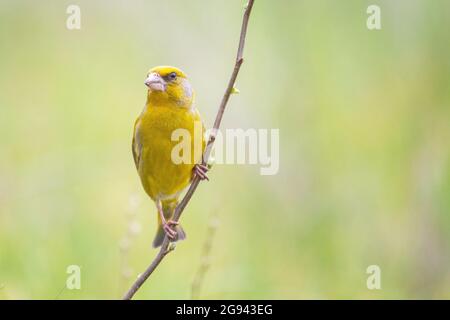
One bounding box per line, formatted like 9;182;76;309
193;164;209;181
163;220;178;239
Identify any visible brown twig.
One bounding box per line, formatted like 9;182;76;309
123;0;256;300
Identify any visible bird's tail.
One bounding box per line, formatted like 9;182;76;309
152;199;186;248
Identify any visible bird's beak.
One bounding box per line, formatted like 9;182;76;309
144;73;166;91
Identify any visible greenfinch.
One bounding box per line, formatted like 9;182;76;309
132;66;208;248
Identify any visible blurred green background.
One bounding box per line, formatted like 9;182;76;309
1;0;450;299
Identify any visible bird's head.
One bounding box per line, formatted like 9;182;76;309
144;66;194;108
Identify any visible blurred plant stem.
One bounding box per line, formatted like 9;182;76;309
191;210;220;299
122;0;256;300
118;194;141;297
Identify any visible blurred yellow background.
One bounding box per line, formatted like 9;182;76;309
1;0;449;299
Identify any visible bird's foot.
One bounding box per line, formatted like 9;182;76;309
162;220;178;240
193;164;209;181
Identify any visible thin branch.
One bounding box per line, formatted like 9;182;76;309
123;0;256;300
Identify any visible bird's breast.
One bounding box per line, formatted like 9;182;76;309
135;106;203;200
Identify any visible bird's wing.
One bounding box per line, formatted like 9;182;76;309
132;118;142;170
192;107;207;152
199;111;207;153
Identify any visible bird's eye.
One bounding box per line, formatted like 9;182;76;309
168;72;177;80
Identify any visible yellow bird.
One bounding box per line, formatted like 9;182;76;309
132;66;208;248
